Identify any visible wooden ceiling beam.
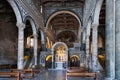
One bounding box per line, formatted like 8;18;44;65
40;0;84;5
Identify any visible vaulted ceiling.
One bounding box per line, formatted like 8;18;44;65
50;13;79;30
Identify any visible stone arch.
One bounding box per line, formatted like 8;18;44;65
70;55;80;67
70;55;80;60
46;10;82;42
24;16;38;65
52;42;68;51
46;10;81;28
93;0;103;25
51;42;68;69
24;16;37;36
45;54;52;68
46;54;52;61
0;0;19;68
7;0;23;24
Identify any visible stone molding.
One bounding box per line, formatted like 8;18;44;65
16;22;25;30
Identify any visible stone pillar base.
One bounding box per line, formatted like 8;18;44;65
104;77;115;80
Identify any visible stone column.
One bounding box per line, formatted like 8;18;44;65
105;0;115;80
78;27;81;43
115;0;120;79
41;30;46;51
33;34;38;65
80;30;86;67
91;25;98;72
51;50;54;69
17;23;25;69
81;30;86;50
41;41;46;51
86;20;92;69
86;35;90;69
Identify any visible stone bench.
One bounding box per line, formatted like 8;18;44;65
0;72;21;80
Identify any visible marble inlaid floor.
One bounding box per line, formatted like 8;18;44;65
0;69;97;80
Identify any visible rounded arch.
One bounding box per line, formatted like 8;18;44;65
93;0;103;25
24;16;37;35
70;55;80;60
52;42;68;51
70;55;80;67
24;16;38;66
51;42;68;69
46;10;81;29
7;0;23;24
46;54;52;61
45;54;52;68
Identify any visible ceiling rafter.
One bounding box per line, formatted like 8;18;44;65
40;0;84;5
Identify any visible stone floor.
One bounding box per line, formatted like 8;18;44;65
0;69;103;80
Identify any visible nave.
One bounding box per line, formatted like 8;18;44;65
1;0;120;79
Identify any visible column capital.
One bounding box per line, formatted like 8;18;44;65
16;22;25;30
41;40;45;44
92;23;99;29
86;28;91;37
33;34;38;38
80;28;84;32
85;35;90;39
44;27;47;32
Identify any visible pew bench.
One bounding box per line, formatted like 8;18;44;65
11;69;34;78
0;72;21;80
32;69;42;74
11;68;42;78
66;68;97;80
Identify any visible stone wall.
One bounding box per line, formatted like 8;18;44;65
0;13;17;64
44;2;83;26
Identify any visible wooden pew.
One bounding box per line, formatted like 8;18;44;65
11;68;42;78
66;68;97;80
11;69;34;78
0;72;21;80
32;68;42;74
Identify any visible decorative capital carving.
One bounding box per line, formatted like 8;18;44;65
16;22;25;30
